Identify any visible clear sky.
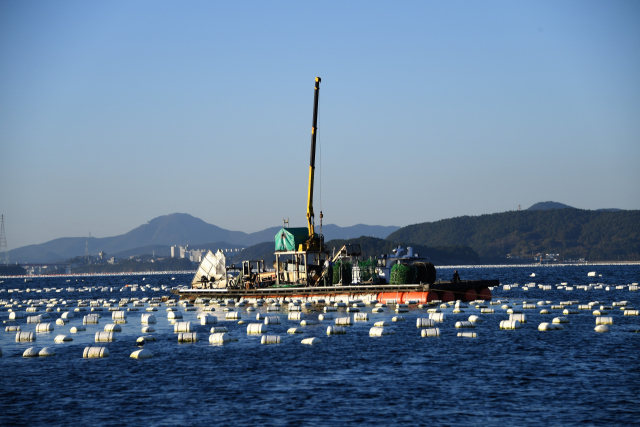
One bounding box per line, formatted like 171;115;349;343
1;0;639;250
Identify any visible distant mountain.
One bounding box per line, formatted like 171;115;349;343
7;213;399;263
527;201;573;210
388;208;640;261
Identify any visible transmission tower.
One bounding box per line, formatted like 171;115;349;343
0;215;8;265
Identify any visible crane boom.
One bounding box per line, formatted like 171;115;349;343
306;77;321;239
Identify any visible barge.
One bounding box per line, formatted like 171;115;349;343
173;77;496;303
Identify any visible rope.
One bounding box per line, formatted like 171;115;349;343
317;89;322;220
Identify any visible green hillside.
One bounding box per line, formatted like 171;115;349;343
230;236;480;265
387;208;640;261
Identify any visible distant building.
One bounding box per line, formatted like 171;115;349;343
171;245;189;259
107;257;116;265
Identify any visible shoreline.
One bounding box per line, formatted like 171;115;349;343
2;261;640;280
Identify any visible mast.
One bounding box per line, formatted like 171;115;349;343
307;77;321;238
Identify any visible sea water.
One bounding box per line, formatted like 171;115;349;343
1;265;639;426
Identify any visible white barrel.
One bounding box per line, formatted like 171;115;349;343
288;312;305;320
369;327;389;336
375;321;390;327
538;322;562;331
371;308;384;313
141;313;156;324
327;326;346;335
421;328;440;337
9;311;25;320
23;347;39;357
457;332;477;338
201;314;217;325
70;326;85;333
36;323;54;332
288;327;302;334
174;321;192;332
225;312;240;320
83;314;100;324
563;309;579;315
318;314;333;321
595;316;613;325
267;306;280;312
55;319;65;326
83;346;110;358
594;325;610;333
289;305;302;312
354;313;369;321
178;332;197;342
261;335;281;344
104;324;121;332
324;306;337;312
112;311;127;320
468;315;482;323
301;337;321;345
95;332;115;342
264;316;281;325
429;313;445;322
141;326;155;333
130;349;153;359
552;317;569;324
416;318;435;328
335;317;353;326
15;332;35;342
455;321;474;329
247;323;267;334
5;325;20;332
167;311;183;319
509;313;527;323
480;308;494;314
392;316;406;322
209;332;230;343
300;320;316;326
210;326;228;333
500;320;521;330
27;315;43;324
39;347;55;357
256;313;265;320
54;334;72;342
624;310;639;316
522;304;536;309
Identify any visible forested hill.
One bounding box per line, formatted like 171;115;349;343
387;209;640;261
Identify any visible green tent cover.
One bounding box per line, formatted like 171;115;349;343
275;227;310;252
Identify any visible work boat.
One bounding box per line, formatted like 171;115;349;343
174;77;497;303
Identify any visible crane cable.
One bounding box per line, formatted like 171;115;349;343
317;87;322;232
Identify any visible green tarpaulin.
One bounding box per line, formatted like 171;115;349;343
275;227;309;252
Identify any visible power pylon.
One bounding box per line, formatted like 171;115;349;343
0;215;8;265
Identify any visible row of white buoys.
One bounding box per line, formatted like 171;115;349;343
23;347;55;357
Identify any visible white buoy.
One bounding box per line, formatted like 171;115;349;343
354;313;369;321
288;327;303;334
372;308;384;313
167;311;183;319
141;313;156;324
455;321;475;329
209;332;230;343
624;310;639;316
318;314;333;321
261;335;281;344
200;314;217;325
5;325;20;332
247;323;267;334
369;327;389;336
375;321;389;327
130;349;153;359
178;332;197;342
174;321;192;333
457;332;477;338
416;318;435;328
509;313;527;323
39;347;55;357
428;313;445;322
104;324;122;332
23;347;39;357
95;332;115;342
552;317;569;324
225;312;240;320
538;323;563;331
70;326;85;333
468;315;482;323
264;316;281;325
300;320;316;326
9;311;25;320
288;312;305;320
421;328;440;337
15;332;35;342
83;314;100;324
335;317;353;326
594;325;610;333
327;326;346;335
54;335;72;342
83;346;109;358
301;337;321;345
500;320;521;330
210;326;228;333
112;311;127;320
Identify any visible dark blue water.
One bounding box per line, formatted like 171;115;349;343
1;265;639;426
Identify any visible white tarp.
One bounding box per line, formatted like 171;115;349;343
191;250;227;288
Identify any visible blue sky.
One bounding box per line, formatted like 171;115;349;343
1;0;639;250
